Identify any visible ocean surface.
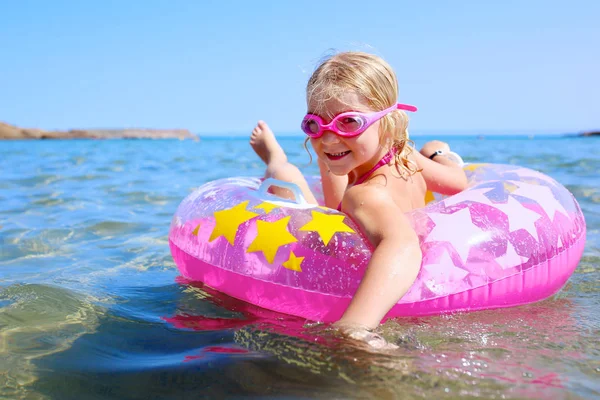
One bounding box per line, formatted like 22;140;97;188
1;135;598;399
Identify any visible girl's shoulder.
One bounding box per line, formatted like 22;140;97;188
343;180;395;210
341;179;416;240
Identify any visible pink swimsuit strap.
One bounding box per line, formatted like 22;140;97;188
336;149;396;211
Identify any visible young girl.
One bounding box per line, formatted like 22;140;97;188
250;52;467;334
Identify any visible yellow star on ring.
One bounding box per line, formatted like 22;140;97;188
247;216;297;263
523;178;539;185
503;181;519;193
209;201;259;245
464;163;483;172
282;251;304;272
191;224;201;236
299;210;355;246
424;190;436;204
254;201;279;214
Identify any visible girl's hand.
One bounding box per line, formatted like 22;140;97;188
333;321;398;350
419;140;450;158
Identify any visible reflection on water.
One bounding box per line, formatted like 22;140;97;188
0;284;101;399
0;137;599;399
165;281;598;399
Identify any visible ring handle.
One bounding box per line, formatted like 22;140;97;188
257;178;308;205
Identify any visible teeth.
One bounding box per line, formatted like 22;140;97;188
329;151;349;157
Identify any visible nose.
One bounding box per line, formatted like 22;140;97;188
320;130;340;144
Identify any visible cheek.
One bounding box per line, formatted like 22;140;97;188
358;126;383;150
371;121;384;140
309;138;323;154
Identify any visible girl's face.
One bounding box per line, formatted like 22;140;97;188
308;92;386;181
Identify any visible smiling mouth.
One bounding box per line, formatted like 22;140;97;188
325;150;351;160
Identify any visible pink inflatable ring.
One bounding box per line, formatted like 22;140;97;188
169;163;586;322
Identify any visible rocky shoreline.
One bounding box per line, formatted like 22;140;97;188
0;121;197;140
579;131;600;137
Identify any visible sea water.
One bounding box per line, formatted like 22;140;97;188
1;135;599;399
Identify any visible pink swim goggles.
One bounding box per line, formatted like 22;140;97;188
301;103;417;138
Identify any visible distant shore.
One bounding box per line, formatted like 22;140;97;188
0;121;198;140
579;131;600;137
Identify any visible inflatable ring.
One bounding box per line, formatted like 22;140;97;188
169;164;586;322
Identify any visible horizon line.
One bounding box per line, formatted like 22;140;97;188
196;129;592;137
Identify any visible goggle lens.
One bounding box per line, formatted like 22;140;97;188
334;115;365;133
301;118;320;136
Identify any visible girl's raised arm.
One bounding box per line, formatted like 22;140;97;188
414;142;468;195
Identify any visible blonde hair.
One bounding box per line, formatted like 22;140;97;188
305;51;420;178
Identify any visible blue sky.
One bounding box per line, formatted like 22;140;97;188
1;0;598;135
